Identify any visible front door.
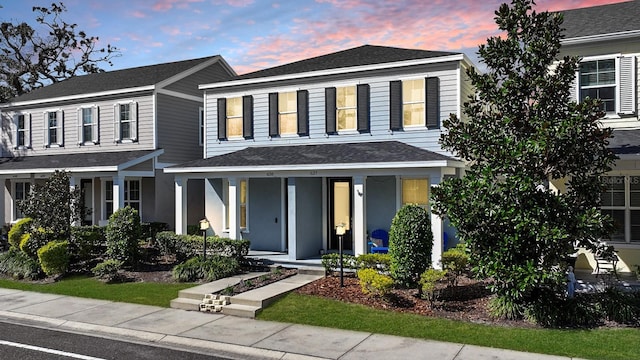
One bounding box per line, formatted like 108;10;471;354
328;178;352;251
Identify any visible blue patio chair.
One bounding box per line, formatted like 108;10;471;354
369;229;389;254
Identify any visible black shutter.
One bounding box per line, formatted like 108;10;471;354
325;87;337;134
269;93;279;137
426;77;440;128
297;90;309;136
217;98;226;140
389;80;402;131
357;84;370;133
242;95;253;139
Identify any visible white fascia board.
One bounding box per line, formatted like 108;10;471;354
164;159;465;174
199;54;466;90
562;30;640;45
1;85;156;108
0;166;119;175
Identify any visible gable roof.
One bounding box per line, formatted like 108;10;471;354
560;1;640;40
6;56;231;104
232;45;460;81
166;141;461;173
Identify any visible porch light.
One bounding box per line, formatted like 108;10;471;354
335;223;346;236
199;218;210;260
336;223;346;287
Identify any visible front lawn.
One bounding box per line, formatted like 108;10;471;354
258;292;640;360
0;275;194;307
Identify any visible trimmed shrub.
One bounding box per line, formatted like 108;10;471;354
172;255;240;282
105;206;141;266
92;259;124;282
356;253;391;272
155;232;250;262
599;287;640;325
8;217;32;249
0;248;42;280
37;240;69;276
525;291;603;328
419;268;447;307
440;243;469;286
70;226;105;265
321;253;357;274
389;204;433;288
357;268;393;296
20;227;53;259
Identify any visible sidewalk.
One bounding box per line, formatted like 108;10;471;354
0;288;587;360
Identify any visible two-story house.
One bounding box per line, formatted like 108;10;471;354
166;45;474;266
557;0;640;273
0;56;236;228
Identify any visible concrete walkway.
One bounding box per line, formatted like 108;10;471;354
0;287;588;360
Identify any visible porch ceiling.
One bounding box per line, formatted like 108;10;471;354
0;149;163;175
166;141;463;173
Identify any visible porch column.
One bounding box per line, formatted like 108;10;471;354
112;175;124;213
353;175;366;256
174;176;187;235
228;178;240;240
431;177;444;269
287;178;297;260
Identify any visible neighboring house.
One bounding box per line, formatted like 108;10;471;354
0;56;236;228
166;45;474;266
557;0;640;272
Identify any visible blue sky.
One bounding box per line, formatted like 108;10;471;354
0;0;626;74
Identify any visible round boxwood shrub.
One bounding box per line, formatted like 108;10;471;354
389;204;433;288
20;227;53;259
8;217;32;249
105;206;142;266
37;240;69;277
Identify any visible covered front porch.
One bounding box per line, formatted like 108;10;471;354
168;141;464;268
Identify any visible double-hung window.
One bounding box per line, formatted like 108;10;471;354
600;175;640;242
336;86;357;131
14;181;31;220
402;79;425;127
104;179;141;218
114;102;137;142
401;178;429;208
576;56;636;116
278;92;298;135
14;114;30;149
78;106;98;145
226;97;243;138
44;110;63;147
218;95;254;140
389;77;439;130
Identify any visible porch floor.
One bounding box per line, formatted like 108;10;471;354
247;250;323;270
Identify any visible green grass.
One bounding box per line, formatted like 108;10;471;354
258;292;640;360
0;275;195;307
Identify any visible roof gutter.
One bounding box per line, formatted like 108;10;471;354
0;85;156;108
199;54;466;90
561;30;640;45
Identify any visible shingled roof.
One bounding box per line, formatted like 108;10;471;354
168;141;457;171
233;45;460;81
8;56;224;103
560;1;640;39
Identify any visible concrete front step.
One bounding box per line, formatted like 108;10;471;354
174;272;270;302
222;303;262;318
170;297;202;311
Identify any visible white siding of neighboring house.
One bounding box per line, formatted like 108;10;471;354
204;61;464;158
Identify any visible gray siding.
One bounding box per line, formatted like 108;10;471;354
156;93;203;164
1;95;155;157
365;176;396;234
165;61;234;97
204;61;465;159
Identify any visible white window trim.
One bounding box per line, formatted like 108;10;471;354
278;91;298;136
336;85;357;132
14;113;31;150
123;178;142;214
114;101;138;143
43;109;63;147
601;175;640;244
199;106;204;147
401;78;426;128
77;105;99;145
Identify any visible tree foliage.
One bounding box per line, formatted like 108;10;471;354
0;2;119;102
18;170;85;241
431;0;617;315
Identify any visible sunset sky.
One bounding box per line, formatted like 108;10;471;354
0;0;628;75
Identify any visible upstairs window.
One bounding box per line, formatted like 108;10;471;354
14;114;30;149
44;110;63;147
226;97;243;138
336;86;357;131
278;92;298;135
575;56;636;116
114;102;137;142
402;79;425;127
78;106;99;145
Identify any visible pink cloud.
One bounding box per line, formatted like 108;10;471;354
132;10;147;18
151;0;204;12
226;0;255;7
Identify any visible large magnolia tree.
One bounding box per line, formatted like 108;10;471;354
0;2;119;102
431;0;617;318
